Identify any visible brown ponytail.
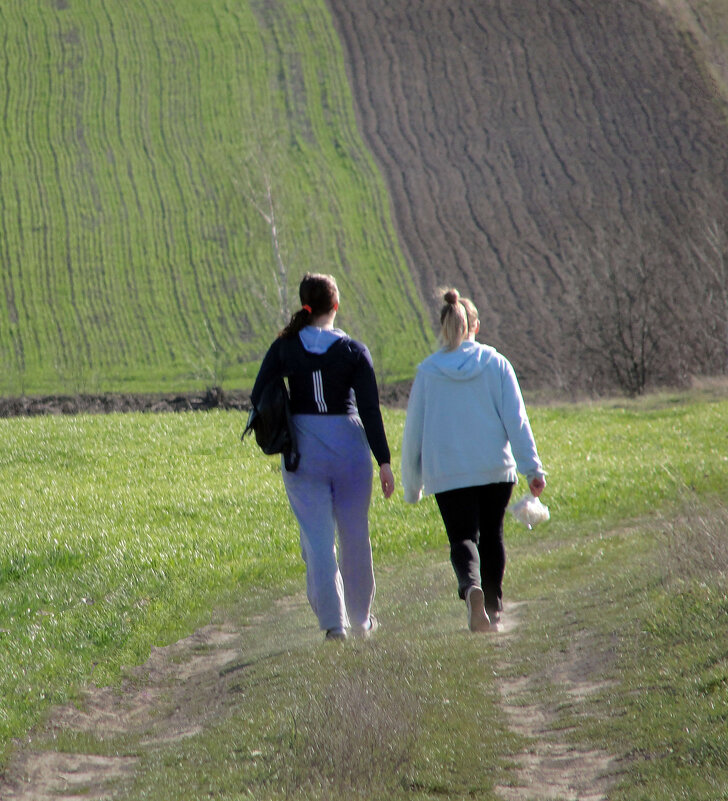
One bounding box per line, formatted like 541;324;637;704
279;273;340;339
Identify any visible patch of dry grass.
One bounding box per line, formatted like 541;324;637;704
661;496;728;583
285;670;421;799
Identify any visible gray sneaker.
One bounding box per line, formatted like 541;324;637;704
465;586;491;633
325;628;347;641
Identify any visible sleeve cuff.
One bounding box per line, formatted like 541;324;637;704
404;488;423;504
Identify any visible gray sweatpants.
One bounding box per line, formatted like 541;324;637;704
282;414;375;632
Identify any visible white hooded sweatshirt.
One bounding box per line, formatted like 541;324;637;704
401;341;545;503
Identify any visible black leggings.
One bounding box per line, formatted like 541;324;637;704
435;483;514;615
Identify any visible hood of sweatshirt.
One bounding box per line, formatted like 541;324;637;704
298;326;347;354
418;341;497;381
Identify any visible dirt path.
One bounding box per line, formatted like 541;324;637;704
0;623;245;800
0;592;618;800
494;604;617;801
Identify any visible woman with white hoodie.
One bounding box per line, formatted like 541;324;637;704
401;289;546;632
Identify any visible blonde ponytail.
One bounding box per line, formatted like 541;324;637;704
438;288;479;350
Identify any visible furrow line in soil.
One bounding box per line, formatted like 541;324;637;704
26;12;70;370
449;3;535;315
392;4;475;292
15;14;49;366
0;11;15;369
0;8;19;362
102;0;147;367
212;3;267;349
7;158;37;373
327;1;430;312
116;2;165;370
177;14;237;353
55;12;102;373
0;184;22;381
85;7;142;372
143;0;201;350
46;12;93;370
156;0;221;356
415;4;498;295
126;5;177;364
95;1;154;369
565;10;629;239
508;13;578;194
468;11;536;325
0;5;9;140
137;5;197;355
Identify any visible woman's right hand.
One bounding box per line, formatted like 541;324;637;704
379;463;395;499
529;476;546;497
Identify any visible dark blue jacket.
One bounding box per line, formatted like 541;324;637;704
252;334;391;466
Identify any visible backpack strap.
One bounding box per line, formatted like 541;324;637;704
279;338;300;471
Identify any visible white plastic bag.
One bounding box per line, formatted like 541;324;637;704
509;494;550;529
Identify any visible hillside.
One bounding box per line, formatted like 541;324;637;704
2;1;727;399
0;1;433;397
327;0;728;393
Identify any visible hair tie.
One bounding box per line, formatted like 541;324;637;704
302;304;312;313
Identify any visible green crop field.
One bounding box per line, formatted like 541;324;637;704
0;0;434;397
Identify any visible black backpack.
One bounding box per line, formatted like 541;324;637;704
242;375;300;472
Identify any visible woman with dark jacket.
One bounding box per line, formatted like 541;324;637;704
251;273;395;641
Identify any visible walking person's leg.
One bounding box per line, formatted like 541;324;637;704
435;486;490;631
475;482;514;621
435;486;481;598
283;461;347;635
331;421;375;632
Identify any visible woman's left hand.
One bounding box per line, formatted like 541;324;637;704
379;464;395;499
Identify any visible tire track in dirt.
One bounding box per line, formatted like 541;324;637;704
497;676;615;801
326;0;728;388
0;624;246;800
0;587;621;801
0;591;317;801
495;603;618;801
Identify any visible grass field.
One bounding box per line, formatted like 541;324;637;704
0;0;434;397
1;393;727;798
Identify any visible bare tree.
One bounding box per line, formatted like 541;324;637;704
245;166;289;324
235;142;291;328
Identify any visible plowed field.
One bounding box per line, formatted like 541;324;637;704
328;0;728;390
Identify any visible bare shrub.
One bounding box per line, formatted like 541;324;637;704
284;671;421;799
564;216;727;396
